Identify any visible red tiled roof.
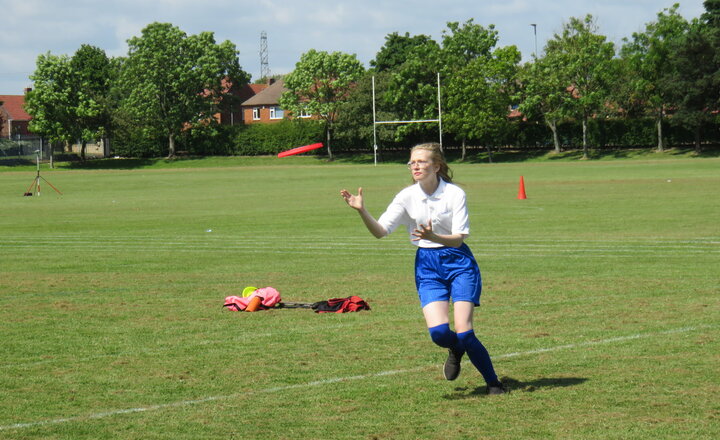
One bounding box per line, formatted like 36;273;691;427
0;95;31;120
241;79;286;106
249;84;268;94
218;78;268;100
234;83;268;102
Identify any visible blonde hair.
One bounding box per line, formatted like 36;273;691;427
410;143;453;183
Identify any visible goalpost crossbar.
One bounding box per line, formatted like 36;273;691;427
374;119;440;125
371;73;442;166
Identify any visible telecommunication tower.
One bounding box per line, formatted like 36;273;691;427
260;31;270;80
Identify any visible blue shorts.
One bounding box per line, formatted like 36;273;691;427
414;243;482;308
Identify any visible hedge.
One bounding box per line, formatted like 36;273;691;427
232;120;325;155
111;116;719;157
502;118;720;150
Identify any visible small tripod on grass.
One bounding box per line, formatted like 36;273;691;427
24;150;62;196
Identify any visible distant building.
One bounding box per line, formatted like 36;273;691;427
215;79;268;125
240;79;291;124
0;90;33;139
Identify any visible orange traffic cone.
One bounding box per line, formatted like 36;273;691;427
245;296;263;312
517;176;527;199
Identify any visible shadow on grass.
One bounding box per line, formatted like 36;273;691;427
0;158;35;166
59;158;163;170
4;146;717;170
328;150;552;164
325;152;408;164
667;147;720;158
443;376;588;399
462;150;550;163
329;147;720;165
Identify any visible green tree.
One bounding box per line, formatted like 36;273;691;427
545;15;616;158
441;20;521;159
516;56;571;153
334;32;434;152
116;22;247;158
384;36;442;144
333;70;409;155
69;44;114;159
26;47;115;161
371;32;437;72
335;31;446;154
662;13;718;152
384;20;520;155
25;53;75;149
620;4;689;151
702;0;720;111
280;49;365;160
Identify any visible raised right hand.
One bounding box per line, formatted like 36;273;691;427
340;187;364;211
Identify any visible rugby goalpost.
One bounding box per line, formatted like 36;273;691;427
372;72;442;166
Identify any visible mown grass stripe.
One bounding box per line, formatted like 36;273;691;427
0;324;711;432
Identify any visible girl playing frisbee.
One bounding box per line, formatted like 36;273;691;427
340;143;507;394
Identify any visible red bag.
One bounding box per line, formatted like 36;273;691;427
312;296;371;313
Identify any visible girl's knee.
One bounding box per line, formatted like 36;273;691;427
428;323;457;348
457;329;479;346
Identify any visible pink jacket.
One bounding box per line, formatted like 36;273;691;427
224;287;281;311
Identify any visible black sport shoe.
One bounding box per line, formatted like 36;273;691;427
443;348;464;381
486;381;509;395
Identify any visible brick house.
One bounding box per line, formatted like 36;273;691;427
215;79;268;125
0;92;33;139
240;79;291;124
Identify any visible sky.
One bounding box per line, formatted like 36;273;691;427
0;0;708;95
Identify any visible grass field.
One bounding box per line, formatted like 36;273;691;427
1;153;718;439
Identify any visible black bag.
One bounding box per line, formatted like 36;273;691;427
311;296;371;313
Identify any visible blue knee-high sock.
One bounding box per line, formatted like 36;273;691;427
428;323;460;350
457;329;499;385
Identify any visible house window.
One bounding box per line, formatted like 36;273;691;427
270;106;284;119
298;108;312;118
252;107;260;120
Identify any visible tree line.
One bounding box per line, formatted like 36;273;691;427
24;1;720;160
25;23;247;159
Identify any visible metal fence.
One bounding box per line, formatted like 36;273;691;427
0;137;48;161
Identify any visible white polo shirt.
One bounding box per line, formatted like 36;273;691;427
377;179;470;248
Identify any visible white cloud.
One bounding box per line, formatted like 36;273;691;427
310;4;350;26
110;17;144;57
257;0;295;25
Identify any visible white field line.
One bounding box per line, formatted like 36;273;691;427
3;234;718;244
2;241;716;251
2;242;717;252
2;246;715;259
2;249;715;260
1;237;717;248
1;240;717;256
494;325;709;358
4;244;716;254
1;235;716;248
0;324;713;433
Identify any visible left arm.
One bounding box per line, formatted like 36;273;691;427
411;222;466;248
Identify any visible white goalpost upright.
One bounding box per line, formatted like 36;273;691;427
372;72;443;166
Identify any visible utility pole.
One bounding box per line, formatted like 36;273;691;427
530;24;538;59
260;31;270;80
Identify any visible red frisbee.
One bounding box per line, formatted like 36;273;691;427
277;143;324;158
